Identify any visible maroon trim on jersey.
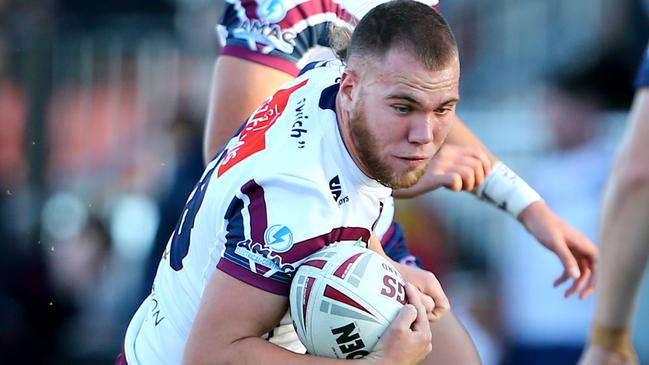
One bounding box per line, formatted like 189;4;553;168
242;179;269;248
277;0;354;30
275;226;371;263
217;261;290;295
380;222;397;245
241;0;259;21
221;45;300;76
241;0;354;26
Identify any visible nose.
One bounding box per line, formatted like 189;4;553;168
408;115;434;145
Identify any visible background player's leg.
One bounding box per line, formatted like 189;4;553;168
423;311;482;365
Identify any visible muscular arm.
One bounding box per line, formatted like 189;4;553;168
183;269;351;364
203;56;294;163
593;89;649;329
183;268;431;365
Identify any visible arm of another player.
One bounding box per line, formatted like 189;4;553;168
203;55;294;164
397;114;598;299
182;268;432;365
578;89;649;365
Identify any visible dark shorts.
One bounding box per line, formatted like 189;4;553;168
381;222;421;268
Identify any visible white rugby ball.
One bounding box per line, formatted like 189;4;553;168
289;244;406;359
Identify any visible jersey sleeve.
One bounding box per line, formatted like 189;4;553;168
216;176;371;296
636;43;649;88
217;0;355;77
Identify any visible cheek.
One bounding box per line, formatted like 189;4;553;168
434;117;454;141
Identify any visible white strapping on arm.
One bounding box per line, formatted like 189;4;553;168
476;161;542;218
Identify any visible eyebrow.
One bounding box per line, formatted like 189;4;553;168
386;93;460;107
386;94;423;106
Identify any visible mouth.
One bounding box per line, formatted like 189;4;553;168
395;155;428;168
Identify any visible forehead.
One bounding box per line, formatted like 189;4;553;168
362;50;460;102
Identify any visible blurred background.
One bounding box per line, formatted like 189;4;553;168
0;0;647;364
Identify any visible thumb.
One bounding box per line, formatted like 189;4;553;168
432;173;462;191
391;304;418;328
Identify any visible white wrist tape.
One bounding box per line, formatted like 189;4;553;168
476;161;542;218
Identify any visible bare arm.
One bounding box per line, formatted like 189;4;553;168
594;89;649;330
183;268;432;365
183;269;349;364
394;114;598;298
203;56;294;164
579;89;649;365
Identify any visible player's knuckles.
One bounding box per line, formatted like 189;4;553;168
449;174;463;191
436;302;451;316
399;303;418;321
421;295;435;313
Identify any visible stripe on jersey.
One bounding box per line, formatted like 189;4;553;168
217;179;372;295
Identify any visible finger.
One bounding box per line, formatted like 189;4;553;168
436;172;462;192
423;277;450;321
419;293;435;313
405;283;428;332
553;241;581;280
565;265;591;298
391;303;418;330
571;257;593;296
464;155;486;188
579;273;596;300
431;294;450;322
456;165;476;192
469;145;491;177
419;294;437;322
578;257;596;299
553;270;571;287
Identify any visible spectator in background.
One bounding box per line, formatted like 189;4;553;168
141;106;205;300
46;215;115;363
498;59;632;365
579;43;649;365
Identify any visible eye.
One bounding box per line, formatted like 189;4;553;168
434;106;454;115
392;104;412;114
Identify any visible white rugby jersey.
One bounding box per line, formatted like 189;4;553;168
124;60;392;365
217;0;440;76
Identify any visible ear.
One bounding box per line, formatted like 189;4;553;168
339;68;359;107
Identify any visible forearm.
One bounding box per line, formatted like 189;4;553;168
593;90;649;329
183;269;379;365
186;336;370;365
594;178;649;329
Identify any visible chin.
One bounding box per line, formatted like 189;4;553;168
389;170;424;189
